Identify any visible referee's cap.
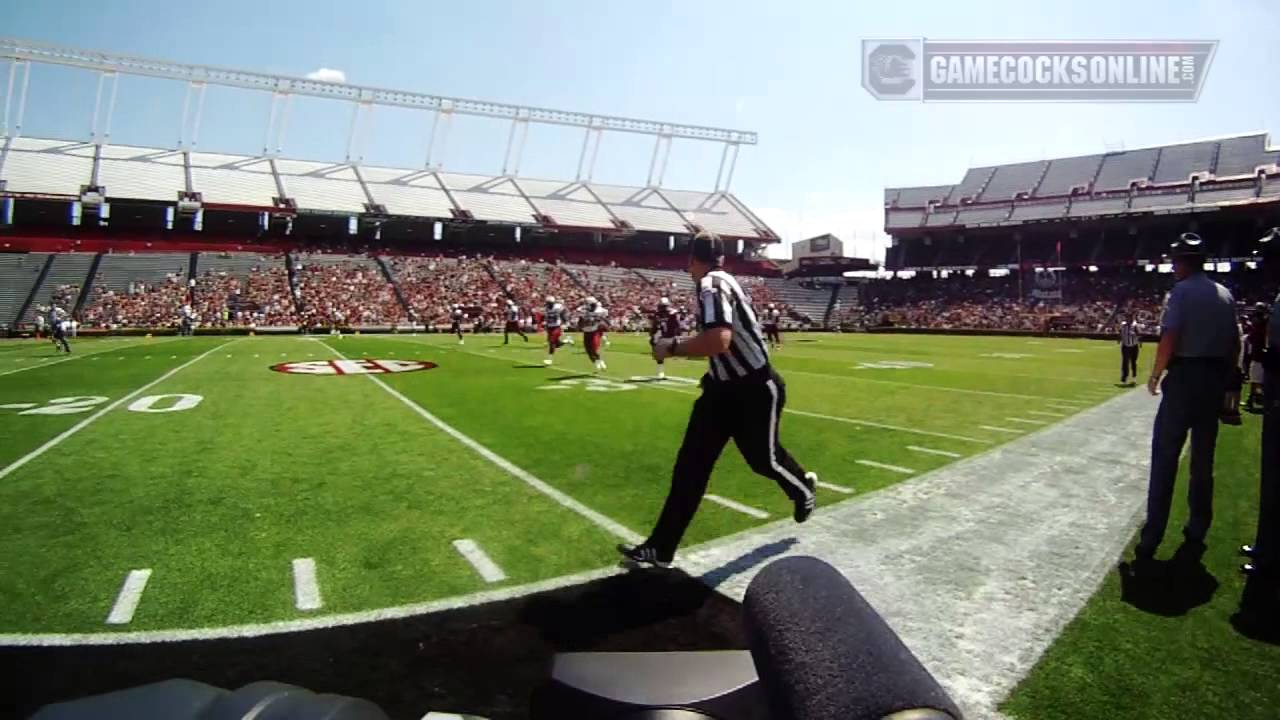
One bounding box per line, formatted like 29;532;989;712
1169;232;1206;259
689;231;725;266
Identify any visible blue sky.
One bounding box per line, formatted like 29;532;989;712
3;0;1278;261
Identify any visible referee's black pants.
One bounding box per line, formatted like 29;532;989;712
1121;344;1140;383
646;367;812;559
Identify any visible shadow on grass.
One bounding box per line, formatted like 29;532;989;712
1118;542;1219;617
1231;576;1280;644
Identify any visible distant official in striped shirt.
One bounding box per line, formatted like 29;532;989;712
1119;315;1142;385
618;231;825;569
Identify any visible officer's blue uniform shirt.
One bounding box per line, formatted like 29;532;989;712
1160;273;1236;358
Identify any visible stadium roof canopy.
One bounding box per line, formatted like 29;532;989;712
0;37;778;242
884;132;1280;233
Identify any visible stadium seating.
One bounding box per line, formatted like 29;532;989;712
0;253;49;328
394;254;508;325
19;253;95;325
947;167;997;203
1130;190;1192;210
1033;154;1103;197
292;253;404;327
978;161;1048;201
1093;148;1161;191
1151;141;1217;184
1195;182;1260;205
1067;195;1131;217
1215;134;1280;177
81;253;190;329
193;252;298;327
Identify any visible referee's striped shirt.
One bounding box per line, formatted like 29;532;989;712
698;269;770;382
1119;322;1141;347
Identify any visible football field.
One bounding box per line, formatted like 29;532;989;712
0;330;1129;637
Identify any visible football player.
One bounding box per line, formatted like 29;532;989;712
450;304;466;345
580;296;609;372
763;303;783;349
503;300;528;345
651;296;681;380
543;295;566;365
48;304;71;353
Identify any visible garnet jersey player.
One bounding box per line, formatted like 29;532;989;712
651;297;681;379
543;296;567;365
762;303;782;348
579;297;609;372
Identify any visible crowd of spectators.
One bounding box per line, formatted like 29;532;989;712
393;254;509;326
80;274;187;329
293;255;403;328
193;262;299;328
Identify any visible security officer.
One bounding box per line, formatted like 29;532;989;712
1240;289;1278;601
618;231;820;568
1134;233;1240;565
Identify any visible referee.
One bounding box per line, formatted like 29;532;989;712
618;232;820;568
1119;314;1141;385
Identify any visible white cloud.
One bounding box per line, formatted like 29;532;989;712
305;67;347;84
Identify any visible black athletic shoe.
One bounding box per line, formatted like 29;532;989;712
1241;544;1257;558
794;472;818;523
617;543;672;569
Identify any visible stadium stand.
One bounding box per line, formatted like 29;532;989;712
893;185;953;207
1130;190;1192;210
1009;200;1068;222
978;161;1048;201
19;254;95;325
1151;141;1217;184
1195;182;1261;205
955;204;1012;226
1215;133;1280;177
394;254;508;324
925;208;958;226
1033;154;1103;197
946;167;996;203
1093;147;1160;190
193;252;299;328
292;253;404;327
1067;195;1131;217
81;253;190;329
0;253;49;327
886;208;925;229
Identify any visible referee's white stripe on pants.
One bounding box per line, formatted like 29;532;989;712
766;379;812;499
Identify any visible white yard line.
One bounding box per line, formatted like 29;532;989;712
451;539;507;583
783;368;1058;401
105;569;152;625
1006;417;1048;426
378;338;997;446
0;341;234;482
816;480;855;494
322;341;642;544
1046;402;1086;411
856;459;915;475
1027;410;1065;418
907;445;962;459
292;558;323;611
980;425;1023;435
0;337;180;378
705;494;770;519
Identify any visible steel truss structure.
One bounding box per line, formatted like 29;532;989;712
0;37;756;191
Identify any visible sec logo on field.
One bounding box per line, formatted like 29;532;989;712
270;359;438;375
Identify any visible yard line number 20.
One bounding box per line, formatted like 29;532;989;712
15;394;204;415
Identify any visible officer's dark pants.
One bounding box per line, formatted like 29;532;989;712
1121;344;1140;383
1138;358;1227;556
1251;377;1278;572
646;368;812;559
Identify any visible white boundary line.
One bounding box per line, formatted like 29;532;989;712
1006;417;1048;426
907;445;962;459
855;459;915;475
292;558;323;611
323;342;642;544
705;494;770;519
1027;410;1066;418
980;424;1023;435
451;539;507;583
0;340;234;481
105;569;152;625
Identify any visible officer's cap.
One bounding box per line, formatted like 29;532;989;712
1168;232;1206;259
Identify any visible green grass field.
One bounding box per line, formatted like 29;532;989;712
0;330;1127;635
5;330;1278;717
